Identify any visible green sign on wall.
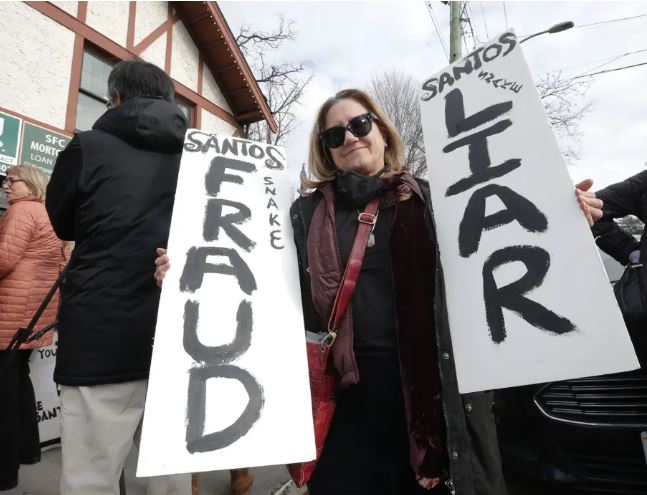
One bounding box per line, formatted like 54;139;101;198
0;111;22;174
19;123;70;176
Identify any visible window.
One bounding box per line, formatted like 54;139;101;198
74;48;194;130
75;49;115;132
176;98;194;126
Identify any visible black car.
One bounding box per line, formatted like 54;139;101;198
495;251;647;494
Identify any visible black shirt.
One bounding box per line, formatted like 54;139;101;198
334;187;398;358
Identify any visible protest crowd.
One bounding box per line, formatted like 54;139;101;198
0;5;643;495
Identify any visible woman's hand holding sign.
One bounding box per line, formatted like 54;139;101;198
575;179;603;226
154;247;170;287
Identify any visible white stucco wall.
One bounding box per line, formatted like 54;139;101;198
140;34;167;72
202;68;232;114
51;1;78;17
0;2;74;129
201;110;237;136
134;1;168;45
170;21;199;92
86;2;129;48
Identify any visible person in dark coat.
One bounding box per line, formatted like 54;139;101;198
592;170;647;363
287;89;603;495
46;60;190;495
154;88;602;494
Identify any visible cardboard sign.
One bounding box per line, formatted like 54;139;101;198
419;31;639;393
29;335;61;445
0;111;21;172
137;131;315;477
19;123;70;175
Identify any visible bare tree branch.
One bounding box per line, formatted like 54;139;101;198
369;71;427;177
237;16;311;146
536;72;592;162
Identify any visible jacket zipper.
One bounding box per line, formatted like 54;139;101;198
429;206;454;492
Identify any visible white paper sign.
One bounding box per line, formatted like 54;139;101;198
420;31;639;393
137;131;315;476
30;334;61;445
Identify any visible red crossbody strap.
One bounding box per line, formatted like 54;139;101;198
321;196;380;348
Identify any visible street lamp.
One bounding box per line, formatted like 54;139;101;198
520;21;574;44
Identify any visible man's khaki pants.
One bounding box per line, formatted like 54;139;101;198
60;379;190;495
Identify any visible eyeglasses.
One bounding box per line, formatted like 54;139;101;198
2;177;25;187
319;112;377;149
106;99;113;110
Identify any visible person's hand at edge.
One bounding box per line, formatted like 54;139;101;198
575;179;603;227
154;248;170;287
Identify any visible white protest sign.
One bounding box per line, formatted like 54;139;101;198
420;31;639;394
30;334;61;445
137;131;315;476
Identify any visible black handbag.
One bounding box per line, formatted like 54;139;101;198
614;263;647;323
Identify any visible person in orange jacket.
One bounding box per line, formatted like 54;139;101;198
0;165;68;490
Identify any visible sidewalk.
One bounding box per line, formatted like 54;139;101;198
5;445;304;495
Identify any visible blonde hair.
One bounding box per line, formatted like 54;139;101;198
303;88;406;190
5;165;50;200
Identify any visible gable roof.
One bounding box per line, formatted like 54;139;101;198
174;1;277;132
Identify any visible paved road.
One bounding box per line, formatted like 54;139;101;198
6;447;587;495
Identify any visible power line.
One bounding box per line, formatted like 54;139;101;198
466;2;480;45
576;50;645;78
461;1;479;50
426;1;449;62
480;1;490;39
521;13;647;38
502;1;508;30
572;60;647;79
574;13;646;29
543;47;647;75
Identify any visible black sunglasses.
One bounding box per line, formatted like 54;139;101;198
319;112;377;149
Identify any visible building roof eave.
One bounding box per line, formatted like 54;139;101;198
173;1;277;133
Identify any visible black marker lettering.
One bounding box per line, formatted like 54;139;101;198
458;184;548;257
269;213;280;227
186;364;263;453
206;157;256;197
265;146;285;170
483;246;576;343
204;199;255;252
498;31;517;56
184;131;207;152
444;88;512;138
183;299;253;363
220;139;239;157
270;230;284;250
452;59;473;80
180;246;256;295
482;43;502;62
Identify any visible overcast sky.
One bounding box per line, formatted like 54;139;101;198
220;1;647;191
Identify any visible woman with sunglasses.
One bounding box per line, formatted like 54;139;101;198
288;88;602;495
154;89;602;494
0;165;69;490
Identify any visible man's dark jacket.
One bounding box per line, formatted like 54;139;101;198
592;170;647;361
46;97;187;386
290;177;506;495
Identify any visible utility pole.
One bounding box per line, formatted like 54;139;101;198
449;1;462;62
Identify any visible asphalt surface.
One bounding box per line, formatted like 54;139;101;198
4;445;591;495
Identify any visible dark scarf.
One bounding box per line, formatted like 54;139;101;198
306;170;447;479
